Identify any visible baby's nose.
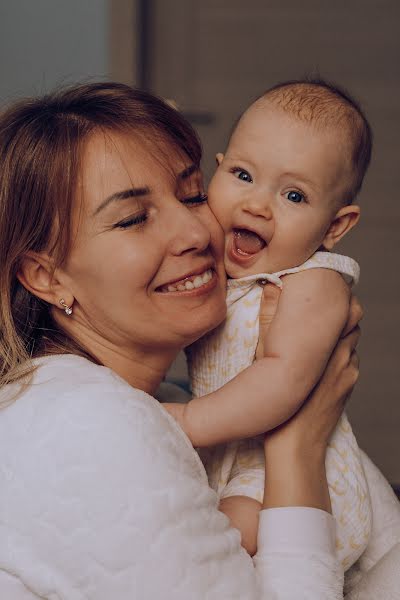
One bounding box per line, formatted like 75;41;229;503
243;196;273;220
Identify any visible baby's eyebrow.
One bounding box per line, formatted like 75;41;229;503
223;154;256;167
281;172;320;191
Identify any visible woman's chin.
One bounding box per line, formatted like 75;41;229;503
183;302;227;347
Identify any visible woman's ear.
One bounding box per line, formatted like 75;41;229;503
215;152;224;166
17;252;73;309
322;205;361;250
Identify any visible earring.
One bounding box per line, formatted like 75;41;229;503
59;298;73;316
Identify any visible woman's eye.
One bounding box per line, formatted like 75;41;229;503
286;190;305;203
231;168;253;183
114;213;147;229
182;192;208;206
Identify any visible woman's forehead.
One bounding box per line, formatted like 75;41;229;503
82;130;193;193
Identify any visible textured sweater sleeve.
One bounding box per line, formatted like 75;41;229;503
0;362;344;599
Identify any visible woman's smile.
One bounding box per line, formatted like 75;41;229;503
157;266;216;294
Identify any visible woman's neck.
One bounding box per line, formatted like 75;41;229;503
98;347;174;395
54;314;178;395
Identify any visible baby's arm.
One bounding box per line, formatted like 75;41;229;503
165;269;350;447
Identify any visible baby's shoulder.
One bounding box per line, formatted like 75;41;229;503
281;252;359;288
282;265;350;295
278;268;350;323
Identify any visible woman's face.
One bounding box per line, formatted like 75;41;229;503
61;130;226;354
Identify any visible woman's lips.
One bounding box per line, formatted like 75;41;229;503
157;268;216;294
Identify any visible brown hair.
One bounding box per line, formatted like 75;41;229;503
254;78;373;203
0;82;202;392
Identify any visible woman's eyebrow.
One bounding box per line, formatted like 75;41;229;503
93;186;150;216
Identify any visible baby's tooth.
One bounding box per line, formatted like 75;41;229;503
185;280;195;290
193;276;203;288
177;284;185;291
167;285;177;292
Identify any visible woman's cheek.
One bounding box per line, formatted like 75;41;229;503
204;205;224;254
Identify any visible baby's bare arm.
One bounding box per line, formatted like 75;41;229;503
164;269;350;447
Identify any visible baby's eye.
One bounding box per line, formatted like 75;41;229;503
231;167;253;183
285;190;305;203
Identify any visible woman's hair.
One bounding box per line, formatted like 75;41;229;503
0;82;202;391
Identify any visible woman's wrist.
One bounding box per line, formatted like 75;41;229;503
263;443;331;513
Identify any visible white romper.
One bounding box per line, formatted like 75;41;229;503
187;251;372;570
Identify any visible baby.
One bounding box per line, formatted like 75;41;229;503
165;79;372;570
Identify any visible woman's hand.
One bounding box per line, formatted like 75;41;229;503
257;283;362;511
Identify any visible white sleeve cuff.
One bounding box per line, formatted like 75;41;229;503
257;507;336;556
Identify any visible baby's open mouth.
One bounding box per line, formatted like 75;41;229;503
233;229;266;255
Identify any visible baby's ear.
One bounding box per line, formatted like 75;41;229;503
322;205;361;250
215;152;224;166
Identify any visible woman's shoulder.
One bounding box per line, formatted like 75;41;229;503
0;354;201;471
3;353;158;415
0;353;207;525
31;353;149;399
0;355;211;598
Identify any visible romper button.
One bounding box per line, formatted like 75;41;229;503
257;279;268;286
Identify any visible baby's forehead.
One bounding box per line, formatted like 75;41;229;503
239;96;346;139
231;100;349;160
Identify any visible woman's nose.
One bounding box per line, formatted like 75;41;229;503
167;202;211;256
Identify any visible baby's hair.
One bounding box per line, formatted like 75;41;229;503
255;78;373;204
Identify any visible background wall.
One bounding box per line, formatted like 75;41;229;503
0;0;109;101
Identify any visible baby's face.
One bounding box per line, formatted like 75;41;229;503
208;101;353;277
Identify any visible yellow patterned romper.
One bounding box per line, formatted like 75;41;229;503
186;251;372;570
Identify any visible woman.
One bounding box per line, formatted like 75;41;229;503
0;82;395;599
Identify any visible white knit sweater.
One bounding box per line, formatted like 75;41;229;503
0;354;346;599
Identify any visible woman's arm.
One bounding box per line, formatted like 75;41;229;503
254;288;362;598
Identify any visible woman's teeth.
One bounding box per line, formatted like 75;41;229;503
164;269;213;292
